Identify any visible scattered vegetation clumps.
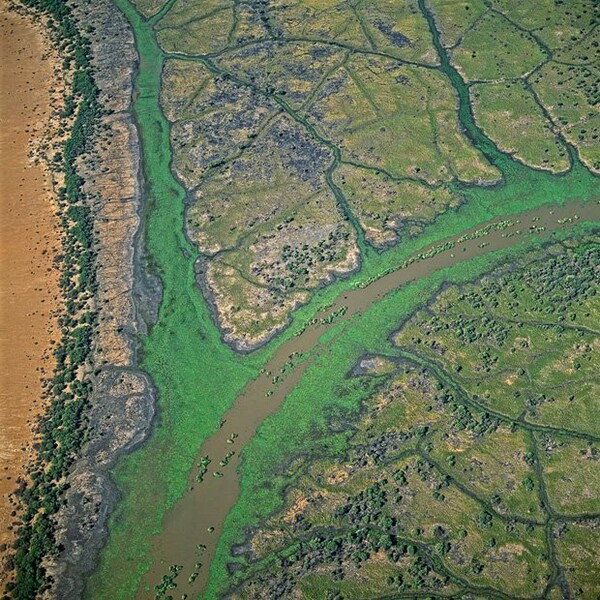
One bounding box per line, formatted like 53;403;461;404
491;0;598;52
355;218;515;289
154;563;182;599
153;0;509;347
426;0;488;49
5;0;102;598
223;241;599;599
160;57;368;348
333;163;462;248
540;435;600;515
155;0;238;55
216;41;349;110
153;0;441;64
266;0;440;64
83;0;598;595
227;368;551;598
394;243;599;431
151;0;597;349
308;55;499;184
161;59;279;190
554;522;600;600
530;61;600;173
451;11;546;81
196;455;211;483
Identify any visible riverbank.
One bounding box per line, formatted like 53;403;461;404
146;200;599;599
0;0;162;595
1;0;152;595
41;0;159;597
87;1;599;597
0;1;63;576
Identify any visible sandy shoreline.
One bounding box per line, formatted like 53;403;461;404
0;1;63;569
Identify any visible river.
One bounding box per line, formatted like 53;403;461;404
87;1;600;598
141;199;599;598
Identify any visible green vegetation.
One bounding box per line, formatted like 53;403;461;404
333;159;462;248
471;82;569;172
154;0;440;64
9;0;598;597
491;0;597;51
428;0;599;173
131;0;167;19
530;62;600;173
155;0;237;55
134;0;599;351
426;0;488;48
7;0;102;598
161;56;359;348
393;244;599;433
154;0;505;347
51;0;597;599
200;225;597;600
224;241;599;599
307;55;498;184
541;437;600;515
452;11;546;81
555;523;600;598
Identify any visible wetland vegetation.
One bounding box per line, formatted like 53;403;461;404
88;0;598;599
227;241;599;599
5;0;598;599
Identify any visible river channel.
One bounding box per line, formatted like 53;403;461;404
91;1;600;598
142;198;599;598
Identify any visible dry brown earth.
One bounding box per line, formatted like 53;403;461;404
0;2;62;571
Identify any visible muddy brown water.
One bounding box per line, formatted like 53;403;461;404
141;199;599;598
0;2;61;568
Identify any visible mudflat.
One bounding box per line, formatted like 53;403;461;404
0;2;61;557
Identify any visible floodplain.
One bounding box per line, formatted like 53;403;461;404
14;0;595;599
83;0;598;598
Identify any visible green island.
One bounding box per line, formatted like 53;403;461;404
5;0;599;599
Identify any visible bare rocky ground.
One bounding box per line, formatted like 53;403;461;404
42;1;161;597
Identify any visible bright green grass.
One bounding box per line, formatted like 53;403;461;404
88;0;599;598
554;523;600;597
427;0;488;48
205;225;598;598
85;5;258;596
452;11;546;81
491;0;597;51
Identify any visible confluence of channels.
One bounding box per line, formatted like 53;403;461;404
89;1;600;599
